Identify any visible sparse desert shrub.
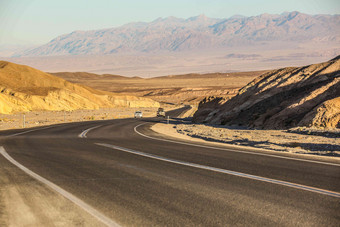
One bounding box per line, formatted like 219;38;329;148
287;142;301;148
84;116;95;120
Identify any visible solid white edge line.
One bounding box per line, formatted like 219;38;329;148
4;125;56;138
96;143;340;198
134;122;340;167
78;125;103;138
0;146;120;227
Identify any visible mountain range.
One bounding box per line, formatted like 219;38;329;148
16;11;340;57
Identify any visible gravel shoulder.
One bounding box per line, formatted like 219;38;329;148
0;155;104;227
151;120;340;157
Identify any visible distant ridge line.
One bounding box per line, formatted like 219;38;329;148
15;11;340;57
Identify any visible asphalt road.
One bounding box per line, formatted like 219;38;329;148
0;107;339;226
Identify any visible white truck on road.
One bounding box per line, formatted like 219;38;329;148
157;108;166;118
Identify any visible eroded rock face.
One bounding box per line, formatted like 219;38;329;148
193;96;229;123
299;97;340;128
193;56;340;129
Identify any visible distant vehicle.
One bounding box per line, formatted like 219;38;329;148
157;108;166;118
134;111;143;118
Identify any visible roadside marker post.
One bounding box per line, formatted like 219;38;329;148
167;116;169;124
23;114;26;128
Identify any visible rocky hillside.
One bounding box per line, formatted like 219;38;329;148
193;56;340;129
0;61;159;114
16;12;340;56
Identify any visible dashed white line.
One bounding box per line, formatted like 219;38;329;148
78;125;102;138
134;122;340;167
0;146;120;227
96;143;340;198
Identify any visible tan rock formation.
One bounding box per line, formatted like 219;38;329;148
0;61;159;114
193;56;340;129
299;97;340;128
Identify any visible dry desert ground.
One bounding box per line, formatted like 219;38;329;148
52;70;266;105
0;105;178;131
152;120;340;157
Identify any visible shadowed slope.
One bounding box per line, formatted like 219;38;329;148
194;57;340;129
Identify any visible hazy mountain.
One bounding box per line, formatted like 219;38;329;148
0;44;36;57
16;12;340;57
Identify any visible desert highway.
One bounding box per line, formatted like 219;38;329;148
0;108;339;226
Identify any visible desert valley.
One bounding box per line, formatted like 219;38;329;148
1;3;340;226
0;56;339;156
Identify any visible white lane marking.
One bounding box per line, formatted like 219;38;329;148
78;125;102;138
3;125;56;138
0;146;120;227
134;123;340;167
96;143;340;198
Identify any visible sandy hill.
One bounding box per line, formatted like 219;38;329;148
193;56;340;129
52;72;136;81
152;71;262;79
0;61;159;114
52;71;267;105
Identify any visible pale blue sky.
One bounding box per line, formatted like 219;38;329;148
0;0;339;46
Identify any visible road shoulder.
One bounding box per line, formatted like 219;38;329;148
0;154;105;226
149;121;340;164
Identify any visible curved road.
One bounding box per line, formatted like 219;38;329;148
0;108;339;226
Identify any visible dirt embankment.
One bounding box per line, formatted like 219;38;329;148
194;56;340;129
151;122;340;157
0;61;159;114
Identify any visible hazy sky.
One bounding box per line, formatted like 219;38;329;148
1;0;339;46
